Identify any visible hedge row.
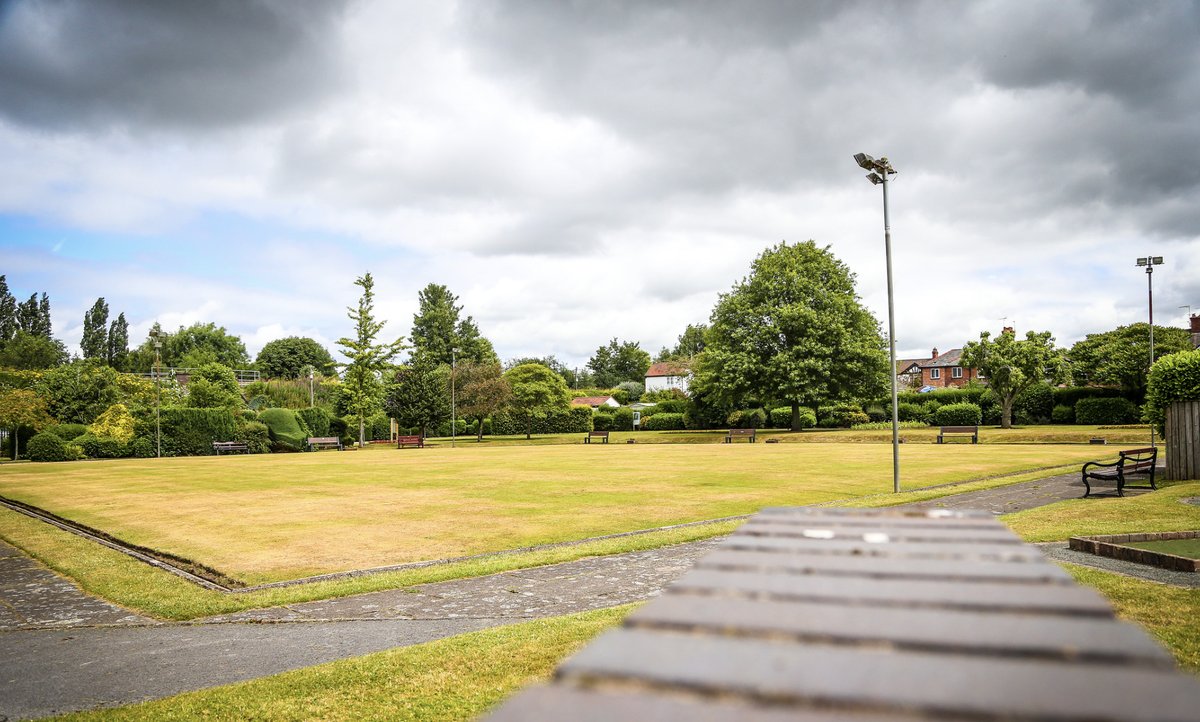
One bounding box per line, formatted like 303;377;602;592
491;406;593;435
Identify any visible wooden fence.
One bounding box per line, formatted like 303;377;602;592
1166;400;1200;480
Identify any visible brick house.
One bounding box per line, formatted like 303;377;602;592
915;347;981;388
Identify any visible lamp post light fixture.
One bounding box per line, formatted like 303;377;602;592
1136;256;1164;447
854;152;901;493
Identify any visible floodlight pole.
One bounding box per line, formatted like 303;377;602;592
855;152;900;493
152;332;162;459
451;348;457;449
1139;257;1163;448
308;366;315;408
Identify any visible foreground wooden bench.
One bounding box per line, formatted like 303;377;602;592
306;436;342;452
486;506;1200;722
724;428;756;443
211;441;247;455
1081;446;1158;497
584;430;609;444
396;435;424;449
938;424;978;443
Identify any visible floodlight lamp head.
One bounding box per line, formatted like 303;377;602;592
866;172;883;185
853;152;876;171
1136;258;1148;266
1152;256;1164;265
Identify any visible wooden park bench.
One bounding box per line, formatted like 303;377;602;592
306;436;343;452
396;435;424;449
211;441;248;455
724;428;756;443
1081;446;1158;498
937;425;978;444
584;430;609;444
484;506;1200;722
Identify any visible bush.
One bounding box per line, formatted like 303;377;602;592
817;404;869;428
654;399;687;414
851;420;930;430
88;403;137;442
489;405;595;435
1075;397;1140;425
979;390;1002;425
728;408;767;429
329;415;351;446
1146;349;1200;435
258;408;310;451
48;423;88;441
76;433;128;459
28;432;71;462
864;405;886;423
592;411;613;432
642;412;685;430
896;402;925;423
241;421;271;454
616;380;644;403
610;388;630;405
136;407;239;457
1014;383;1055;423
128;437;155;458
1051;404;1075;424
367;412;391;441
433;419;468;437
768;406;816;429
610;407;634;432
932;402;982;426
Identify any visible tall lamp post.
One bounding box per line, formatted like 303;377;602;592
151;330;162;458
1136;256;1163;447
450;347;457;449
307;365;315;408
854;152;900;493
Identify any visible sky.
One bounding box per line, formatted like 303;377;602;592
1;0;1197;369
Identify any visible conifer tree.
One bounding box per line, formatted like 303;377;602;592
81;297;110;360
108;313;129;370
337;273;406;447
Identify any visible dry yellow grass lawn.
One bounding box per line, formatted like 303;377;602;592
0;442;1112;584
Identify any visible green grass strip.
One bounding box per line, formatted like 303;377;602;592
1004;481;1200;542
53;605;632;721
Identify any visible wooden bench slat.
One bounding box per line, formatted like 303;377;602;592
1082;446;1158;497
723;534;1046;561
724;428;757;443
556;629;1200;722
629;594;1172;666
397;435;424;449
697;548;1072;583
738;519;1021;542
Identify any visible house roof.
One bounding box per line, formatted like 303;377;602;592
896;358;925;374
923;348;966;368
645;361;690;378
572;396;615;406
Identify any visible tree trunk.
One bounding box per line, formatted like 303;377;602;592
526;416;532;440
1001;396;1014;429
476;416;485;442
791;402;801;431
359;418;365;448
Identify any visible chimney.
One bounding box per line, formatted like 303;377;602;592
931;347;939;359
1002;326;1015;336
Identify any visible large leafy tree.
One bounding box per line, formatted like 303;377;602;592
384;361;450;438
0;389;54;460
128;322;250;371
1068;323;1191;397
0;330;68;369
504;362;571;439
587;338;652;388
256;336;337;379
81;297;109;360
34;361;123;424
506;355;585;388
695;241;888;430
656;323;708;362
410;283;498;367
960;328;1067;428
107;313;129;371
338;273;406;447
454;361;512;440
186;363;245;410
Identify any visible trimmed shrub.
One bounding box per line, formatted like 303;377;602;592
932;402;982;426
241;421;271;454
1014;383;1055;423
1051;404;1075;424
616;381;644;403
432;419;468;437
88;403;136;442
817;404;869;428
979;390;1001;425
329;415;351;446
592;411;613;432
864;405;886;423
851;420;930;430
655;399;687;414
1075;397;1140;425
489;405;594;435
258;408;310;451
1052;386;1125;409
76;433;127;459
1146;349;1200;435
642;412;685;430
137;408;239;457
728;408;767;429
610;407;634;432
128;437;155;458
48;423;88;441
28;432;71;462
769;407;790;428
896;403;925;423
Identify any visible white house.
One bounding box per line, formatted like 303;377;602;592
644;361;690;394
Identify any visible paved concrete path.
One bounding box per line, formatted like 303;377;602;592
0;468;1180;720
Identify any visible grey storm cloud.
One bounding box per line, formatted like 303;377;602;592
460;0;1200;241
0;0;352;131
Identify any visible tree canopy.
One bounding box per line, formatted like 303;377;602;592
0;388;53;459
81;297;109;360
506;355;584;388
960;328;1067;428
0;276;17;351
692;240;888;430
186;363;245;410
454;361;511;441
384;361;450;438
107;312;129;371
338;273;406;446
503;362;571;439
256;336;337;379
587;338;651;388
656;323;708;362
128;322;250;371
1068;323;1191;397
0;330;69;369
15;292;51;337
410;283;498;367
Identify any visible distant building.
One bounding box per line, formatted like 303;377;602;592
901;347;982;389
644;361;691;393
1192;314;1200;349
571;395;620;410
